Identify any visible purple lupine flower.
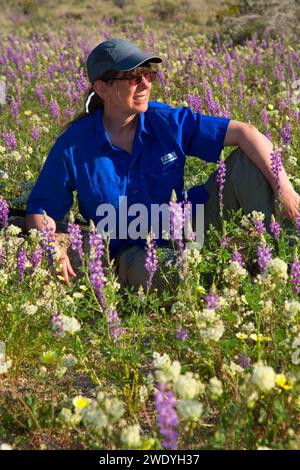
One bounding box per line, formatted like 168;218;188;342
50;309;64;336
205;291;220;310
237;353;252;369
65;106;75;119
49;99;60;122
31;127;40;141
17;249;29;283
254;218;266;235
280;120;292;145
0;248;4;266
105;307;124;339
176;328;188;341
232;250;245;267
216;157;226;217
10;99;19;119
154;383;179;450
0;197;9;228
2;130;17;150
220;234;231;248
261;109;269;129
34;84;47;106
75;72;89;94
169;200;184;242
296;216;300;236
257;243;272;272
88;231;106;308
270;148;282;188
40;226;57;270
270;218;281;238
290;259;300;294
183;200;195;241
30;248;43;273
145;232;158;291
67;221;84;264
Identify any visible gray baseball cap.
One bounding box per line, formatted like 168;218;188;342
87;38;162;85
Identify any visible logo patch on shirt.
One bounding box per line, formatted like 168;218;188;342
161;151;178;165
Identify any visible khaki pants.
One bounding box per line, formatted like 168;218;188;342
117;147;275;293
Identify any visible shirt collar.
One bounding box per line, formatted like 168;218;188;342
96;106;151;150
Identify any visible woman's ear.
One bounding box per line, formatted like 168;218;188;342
93;80;107;101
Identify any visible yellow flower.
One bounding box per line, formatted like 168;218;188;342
40;350;57;366
79;285;88;291
72;396;90;410
275;374;293;391
197;285;206;295
24;110;32;116
267;104;274;111
249;333;271;342
236;332;248;340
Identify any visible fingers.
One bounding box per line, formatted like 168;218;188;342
66;258;77;277
57;257;76;285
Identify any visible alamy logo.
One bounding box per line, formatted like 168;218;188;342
161;151;178;165
95;196;205;247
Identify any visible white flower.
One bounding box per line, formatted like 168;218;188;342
292;334;300;349
257;446;271;450
0;359;12;374
61;315;81;335
287;156;297;167
0;273;9;288
62;354;78;368
209;377;223;399
139;385;148;403
0;169;9;180
224;261;248;279
263;258;288;282
156;360;181;385
103;397;125;421
10;150;21;161
21;302;38;316
28;228;43;243
80;402;108;432
284;300;300;323
247;391;259;408
196;309;225;342
291;349;300;365
6;225;22;237
252;211;265;221
0;443;13;450
120;424;142;449
252;364;276;392
153;352;171;370
173;373;204;400
72;292;84;300
177;400;203;421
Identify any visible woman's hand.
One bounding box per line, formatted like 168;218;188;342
276;186;300;221
56;246;77;284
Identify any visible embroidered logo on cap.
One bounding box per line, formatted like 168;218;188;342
161;151;178;165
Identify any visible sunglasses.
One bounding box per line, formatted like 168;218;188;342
113;70;158;86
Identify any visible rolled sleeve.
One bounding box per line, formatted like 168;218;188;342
181;107;230;162
26;139;75;221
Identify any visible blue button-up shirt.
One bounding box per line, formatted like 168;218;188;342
26;101;230;258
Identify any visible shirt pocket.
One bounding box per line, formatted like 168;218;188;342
146;160;184;204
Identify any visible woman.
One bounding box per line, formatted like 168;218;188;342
26;38;300;291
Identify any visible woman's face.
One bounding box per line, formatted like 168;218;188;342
95;65;154;116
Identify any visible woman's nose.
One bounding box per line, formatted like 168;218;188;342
138;75;151;89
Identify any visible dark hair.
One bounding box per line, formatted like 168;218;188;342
59;69;120;134
60;62;154;134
